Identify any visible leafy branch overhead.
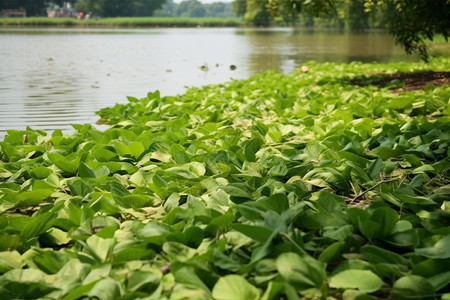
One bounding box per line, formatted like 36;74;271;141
0;58;449;299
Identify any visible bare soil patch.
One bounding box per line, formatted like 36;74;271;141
350;71;450;92
379;71;450;92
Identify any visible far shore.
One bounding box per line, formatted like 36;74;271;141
0;16;243;27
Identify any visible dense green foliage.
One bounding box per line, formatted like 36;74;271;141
0;0;46;16
366;0;450;61
73;0;165;17
0;16;242;27
0;0;236;18
0;59;450;299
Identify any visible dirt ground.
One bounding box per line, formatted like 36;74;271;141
377;71;450;92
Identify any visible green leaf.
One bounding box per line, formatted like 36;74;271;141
276;252;327;292
127;270;161;293
120;194;154;209
257;193;289;214
92;147;118;162
359;219;381;239
415;235;450;259
78;162;96;178
13;212;55;241
428;271;450;291
62;280;100;300
139;221;173;245
16;189;54;207
205;211;235;235
318;240;346;263
368;158;384;179
30;167;53;179
0;167;13;179
87;277;121;300
48;152;79;174
171;283;212;300
330;269;383;293
361;245;409;265
237;203;265;221
67;178;94;197
232;224;273;243
114;245;154;262
371;147;403;159
168;226;204;248
84;235;115;262
213;250;242;272
392;275;435;300
323;225;354;241
0;251;22;274
32;250;70;274
147;172;169;199
388;95;411;109
370;206;398;238
163;242;196;262
243;138;263;162
222;183;252;198
212;275;260;300
269;160;288;177
0;269;58;300
412;258;450;278
174;267;211;296
412;164;435;174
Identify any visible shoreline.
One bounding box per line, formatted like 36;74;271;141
0;17;243;28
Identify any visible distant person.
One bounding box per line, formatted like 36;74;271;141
77;12;84;19
85;12;92;20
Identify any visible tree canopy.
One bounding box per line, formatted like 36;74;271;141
366;0;450;61
0;0;46;16
73;0;166;17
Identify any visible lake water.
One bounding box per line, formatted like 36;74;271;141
0;27;418;138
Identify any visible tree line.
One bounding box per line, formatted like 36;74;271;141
0;0;235;18
154;0;235;18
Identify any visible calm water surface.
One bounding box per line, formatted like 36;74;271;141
0;27;418;138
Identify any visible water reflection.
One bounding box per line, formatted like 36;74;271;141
0;27;419;138
239;28;416;73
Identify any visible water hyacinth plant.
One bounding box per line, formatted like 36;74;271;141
0;58;449;299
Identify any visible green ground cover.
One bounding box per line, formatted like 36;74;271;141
0;17;242;27
0;59;449;299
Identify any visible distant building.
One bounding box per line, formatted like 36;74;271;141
1;9;27;18
47;2;77;18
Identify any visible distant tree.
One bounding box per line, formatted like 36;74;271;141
176;0;206;18
239;0;334;25
266;0;301;24
73;0;104;16
154;0;176;17
155;0;235;18
205;2;235;18
232;0;246;17
345;0;368;30
133;0;166;16
244;0;270;26
0;0;46;16
321;0;368;30
73;0;165;17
